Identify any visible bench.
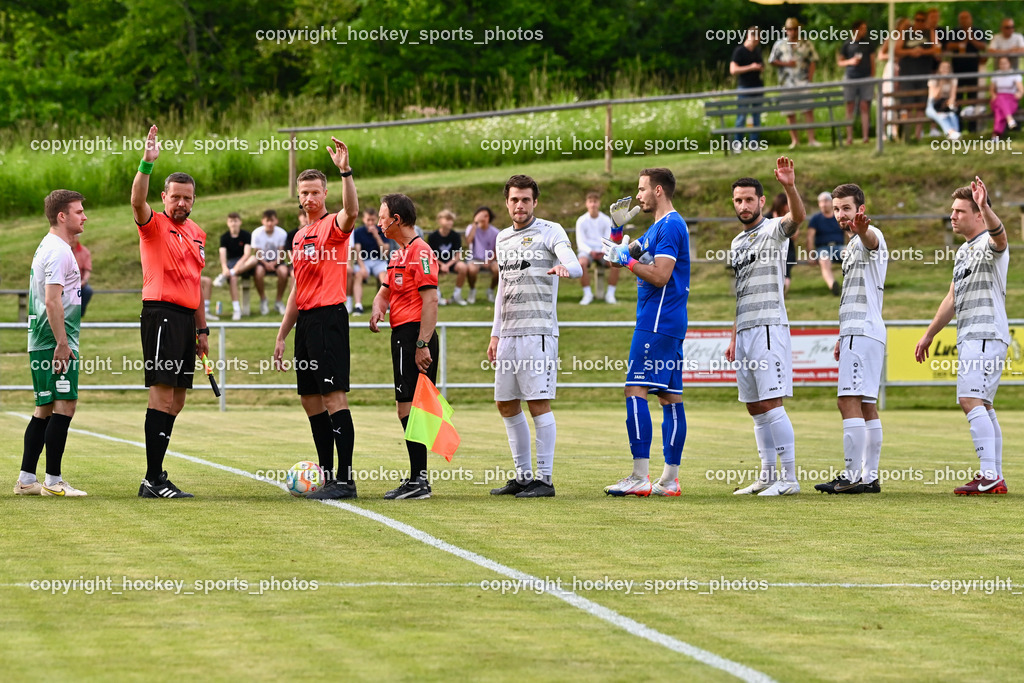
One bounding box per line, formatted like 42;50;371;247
705;88;853;151
883;84;991;137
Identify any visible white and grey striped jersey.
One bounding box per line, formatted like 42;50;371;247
493;217;573;337
729;216;790;331
953;233;1009;344
839;226;887;343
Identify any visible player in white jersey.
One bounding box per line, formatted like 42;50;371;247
486;175;583;498
915;178;1010;495
15;190;89;497
726;157;806;496
813;184;888;495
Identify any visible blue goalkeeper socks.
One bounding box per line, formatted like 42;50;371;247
626;396;652;460
662;403;686;466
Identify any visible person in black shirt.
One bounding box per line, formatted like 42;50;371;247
215;212;254;320
729;27;765;144
838;21;876;144
426;210;468;306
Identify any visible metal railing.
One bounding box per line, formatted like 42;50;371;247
3;319;1022;411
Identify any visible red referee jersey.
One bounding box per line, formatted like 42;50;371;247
383;236;438;326
292;213;351;310
138;211;206;310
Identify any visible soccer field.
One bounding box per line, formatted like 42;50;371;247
1;403;1021;681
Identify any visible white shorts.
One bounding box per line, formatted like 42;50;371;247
956;339;1007;404
494;335;559;402
837;336;885;402
735;325;792;404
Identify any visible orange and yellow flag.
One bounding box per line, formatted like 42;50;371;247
404;374;460;461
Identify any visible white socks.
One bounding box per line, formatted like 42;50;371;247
632;458;650;478
765;406;796;482
582;286;592;295
502;412;532;482
533;412;556;483
232;301;241;312
751;412;777;482
44;473;61;486
967;405;998;479
864;419;883;483
661;464;679;482
842;418;867;481
19;471;37;485
988;408;1003;479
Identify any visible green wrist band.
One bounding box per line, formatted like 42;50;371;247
139;160;154;175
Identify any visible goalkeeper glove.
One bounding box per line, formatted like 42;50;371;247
601;235;632;266
609;197;640;243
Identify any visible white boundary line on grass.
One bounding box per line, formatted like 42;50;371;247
5;412;774;683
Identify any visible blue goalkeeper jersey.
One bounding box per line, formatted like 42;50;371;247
635;210;690;340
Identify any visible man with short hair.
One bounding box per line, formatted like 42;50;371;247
915;178;1010;495
576;191;619;305
601;169;691;497
427;209;468;306
730;27;765;144
370;193;440;499
814;184;887;495
487;175;583;498
463;206;501;304
214;212;253;321
15;189;89;497
131;125;210;498
838;20;876;145
726;157;806;496
943;11;988;110
351;206;390;315
807;191;845;295
770;17;821;148
989;17;1024;70
249;209;290;315
274;138;360;500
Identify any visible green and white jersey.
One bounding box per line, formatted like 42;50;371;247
28;232;81;352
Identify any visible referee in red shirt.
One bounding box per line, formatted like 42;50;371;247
274;138;360;500
369;194;440;500
130;125;210;498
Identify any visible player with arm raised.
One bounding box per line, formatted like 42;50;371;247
814;184;888;495
727;157;806;496
15;190;89;497
131;125;209;499
274;139;360;500
914;178;1010;495
601;168;691;497
486;175;583;498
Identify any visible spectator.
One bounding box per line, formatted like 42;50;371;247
807;191;844;295
765;193;797;295
350;207;392;315
990;56;1023;139
838;20;876;145
427;209;468;306
895;11;941;140
213;212;254;321
943;11;988;109
926;61;962;140
926;7;942;71
70;233;93;316
463;206;500;304
575;191;619;305
248;209;290;315
770;17;821;149
729;27;765;144
878;17;910;141
989;17;1024;70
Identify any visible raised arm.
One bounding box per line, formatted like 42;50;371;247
775;156;805;236
131;125;159;225
328;137;359;233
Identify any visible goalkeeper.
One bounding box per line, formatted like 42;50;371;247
602;168;692;497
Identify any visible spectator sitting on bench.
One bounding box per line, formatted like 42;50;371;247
807;192;844;296
989;17;1024;71
246;209;290;316
213;212;254;321
462;206;500;305
576;191;619;305
351;207;393;315
926;61;962;140
70;233;93;317
990;55;1023;140
427;209;468;306
770;17;822;149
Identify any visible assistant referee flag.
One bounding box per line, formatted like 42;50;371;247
404;374;460;461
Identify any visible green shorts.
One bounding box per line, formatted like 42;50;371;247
30;349;79;406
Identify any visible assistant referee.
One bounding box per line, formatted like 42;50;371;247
130;125;210;499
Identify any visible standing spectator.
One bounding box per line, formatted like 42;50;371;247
248;209;290;315
989;18;1024;70
213;212;253;321
926;61;962;140
943;11;988;111
426;209;468;306
990;56;1023;139
878;17;910;141
350;207;391;315
576;191;619;305
729;27;765;144
838;20;876;145
770;17;821;149
70;233;93;317
463;206;500;305
895;11;941;140
807;192;844;296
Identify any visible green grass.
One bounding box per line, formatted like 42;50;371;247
1;405;1022;680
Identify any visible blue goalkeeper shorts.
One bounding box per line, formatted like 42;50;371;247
626;329;684;395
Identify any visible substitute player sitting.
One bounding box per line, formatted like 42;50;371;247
601;169;691;497
370;194;440;500
814;184;887;495
726;157;806;496
487;175;583;498
274;138;360;500
914;178;1010;495
576;191;620;305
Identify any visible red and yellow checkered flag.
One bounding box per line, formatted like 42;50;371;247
404;374;460;461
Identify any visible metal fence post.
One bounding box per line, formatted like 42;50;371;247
287;133;297;198
604;105;613;174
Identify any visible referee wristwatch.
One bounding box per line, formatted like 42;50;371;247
196;328;210;336
416;339;428;348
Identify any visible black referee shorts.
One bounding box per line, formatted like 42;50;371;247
295;304;350;396
391;322;438;403
140;301;197;388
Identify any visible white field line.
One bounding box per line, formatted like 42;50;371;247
4;412;774;683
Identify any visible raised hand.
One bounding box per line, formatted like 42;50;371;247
143;125;160;163
971;176;988;210
328;137;350;171
773;156;796;187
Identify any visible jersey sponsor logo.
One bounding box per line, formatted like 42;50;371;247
395;272;404;286
420;256;430;274
199;245;206;262
55;378;71;393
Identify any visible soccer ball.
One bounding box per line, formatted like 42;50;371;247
286;461;325;497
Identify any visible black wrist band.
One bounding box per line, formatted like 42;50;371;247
196;328;210;336
339;169;353;178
